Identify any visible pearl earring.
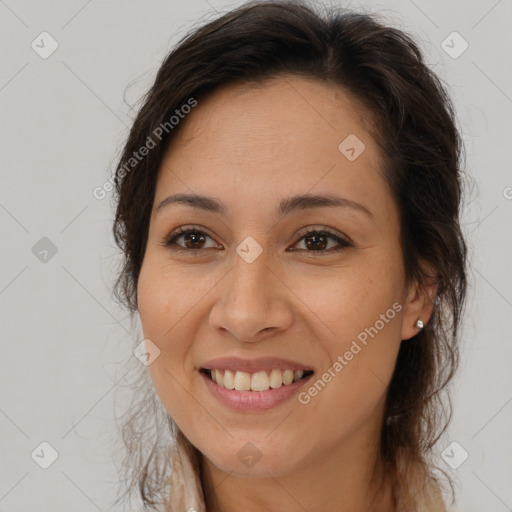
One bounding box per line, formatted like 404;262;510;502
416;319;424;330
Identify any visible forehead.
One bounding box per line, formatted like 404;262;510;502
163;76;375;163
154;76;389;218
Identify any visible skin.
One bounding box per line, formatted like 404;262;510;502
137;76;436;512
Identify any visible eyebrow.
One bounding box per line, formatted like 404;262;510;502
155;193;373;219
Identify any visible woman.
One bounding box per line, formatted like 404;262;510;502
111;1;467;510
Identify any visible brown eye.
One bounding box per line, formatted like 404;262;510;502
181;231;207;249
291;229;353;255
304;232;329;250
164;227;220;251
162;226;353;256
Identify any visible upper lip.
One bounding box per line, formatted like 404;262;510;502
200;356;314;373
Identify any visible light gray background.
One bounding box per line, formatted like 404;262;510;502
1;0;511;511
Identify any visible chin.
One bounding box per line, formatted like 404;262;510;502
199;437;306;478
208;455;298;478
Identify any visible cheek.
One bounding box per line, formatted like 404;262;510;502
137;256;207;339
290;257;404;413
289;257;403;344
137;264;167;341
136;265;196;428
136;261;192;386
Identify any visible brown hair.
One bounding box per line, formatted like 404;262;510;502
110;1;467;509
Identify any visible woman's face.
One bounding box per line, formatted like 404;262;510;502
137;76;424;478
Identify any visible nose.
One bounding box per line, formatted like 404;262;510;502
208;247;294;342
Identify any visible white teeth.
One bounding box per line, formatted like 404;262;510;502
269;369;283;389
207;368;309;392
282;369;294;385
234;371;251;391
223;369;235;390
214;369;224;386
251;371;270;391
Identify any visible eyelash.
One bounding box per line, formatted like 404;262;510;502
161;225;354;256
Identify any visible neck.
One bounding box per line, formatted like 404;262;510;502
200;415;395;512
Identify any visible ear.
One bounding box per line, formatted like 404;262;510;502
400;263;438;341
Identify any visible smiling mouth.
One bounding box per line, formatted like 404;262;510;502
201;368;314;392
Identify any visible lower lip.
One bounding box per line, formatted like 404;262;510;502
200;371;314;411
